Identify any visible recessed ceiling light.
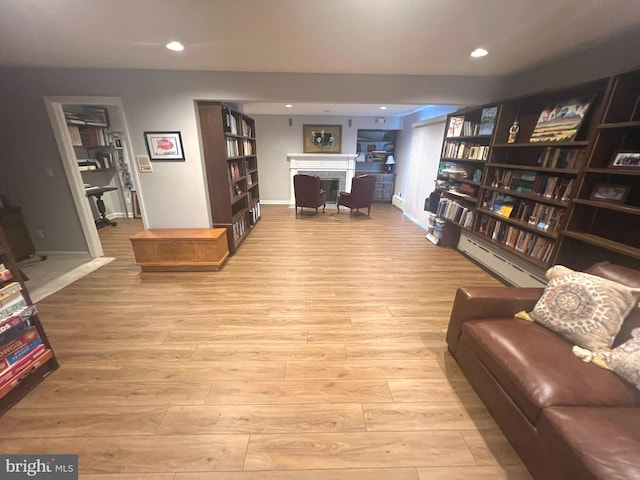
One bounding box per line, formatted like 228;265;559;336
323;109;331;112
380;106;387;110
471;48;488;58
285;104;293;108
166;41;184;52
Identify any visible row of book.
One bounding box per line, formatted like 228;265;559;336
483;192;565;233
490;169;575;201
249;201;261;225
0;268;48;394
222;107;239;135
225;138;240;157
441;140;489;160
445;107;497;138
77;154;114;171
228;161;243;181
241;119;254;138
537;147;586;169
437;198;474;228
243;139;254;155
477;215;555;263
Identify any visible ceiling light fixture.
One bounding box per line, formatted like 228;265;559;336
166;41;185;52
285;104;293;108
471;48;488;58
380;106;387;110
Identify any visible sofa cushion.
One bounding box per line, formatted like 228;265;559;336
461;318;640;424
539;406;640;480
530;266;640;351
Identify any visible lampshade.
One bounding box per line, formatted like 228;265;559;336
385;155;396;165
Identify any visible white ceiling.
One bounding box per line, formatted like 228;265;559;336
2;0;639;115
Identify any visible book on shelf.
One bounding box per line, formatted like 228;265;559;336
0;306;36;345
479;106;498;136
0;294;27;320
0;282;21;302
529;98;592;143
0;343;47;389
446;116;464;137
0;326;42;369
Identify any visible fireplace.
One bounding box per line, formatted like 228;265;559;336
320;179;339;202
287;153;357;205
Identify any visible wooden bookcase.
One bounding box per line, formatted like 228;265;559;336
0;225;58;417
436;77;618;285
197;102;261;254
434;105;497;247
556;69;640;271
474;78;609;276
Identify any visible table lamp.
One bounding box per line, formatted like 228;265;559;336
385;155;396;173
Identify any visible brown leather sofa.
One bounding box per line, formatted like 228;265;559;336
446;262;640;480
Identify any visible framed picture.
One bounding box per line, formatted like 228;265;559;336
303;124;342;154
609;151;640;169
529;97;592;143
144;131;185;161
589;183;630;204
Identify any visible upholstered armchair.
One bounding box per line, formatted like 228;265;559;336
293;174;326;214
337;175;376;215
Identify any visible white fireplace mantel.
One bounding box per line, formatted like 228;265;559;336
287;153;358;204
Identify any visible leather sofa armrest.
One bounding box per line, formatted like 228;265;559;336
446;287;544;356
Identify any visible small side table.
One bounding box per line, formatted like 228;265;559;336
85;186;118;229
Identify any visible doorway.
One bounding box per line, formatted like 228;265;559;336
44;96;144;257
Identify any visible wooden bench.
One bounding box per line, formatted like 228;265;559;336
130;228;229;272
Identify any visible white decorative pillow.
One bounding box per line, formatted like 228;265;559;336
573;328;640;391
530;265;640;351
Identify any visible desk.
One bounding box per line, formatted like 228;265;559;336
85;186;118;229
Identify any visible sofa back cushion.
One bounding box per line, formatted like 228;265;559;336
586;262;640;347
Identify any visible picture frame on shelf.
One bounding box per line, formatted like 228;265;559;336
609;151;640;169
529;97;592;143
144;131;185;161
589;183;630;204
479;106;498;136
303;124;342;154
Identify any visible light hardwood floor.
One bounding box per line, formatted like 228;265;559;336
0;204;533;479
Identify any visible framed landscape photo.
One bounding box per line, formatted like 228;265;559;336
589;183;630;204
609;151;640;169
144;131;185;161
529;97;592;143
303;125;342;153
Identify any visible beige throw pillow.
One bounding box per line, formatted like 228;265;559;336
573;328;640;391
530;265;640;351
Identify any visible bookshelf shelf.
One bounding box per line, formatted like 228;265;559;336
482;186;569;207
0;225;58;417
562;231;640;259
488;163;580;175
491;141;590;148
477;208;559;239
572;199;640;215
197;102;261;254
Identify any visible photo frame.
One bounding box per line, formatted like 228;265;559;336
589;183;630;204
303;124;342;154
144;131;185;161
529;97;592;143
609;151;640;169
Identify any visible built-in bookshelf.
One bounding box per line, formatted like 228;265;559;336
65;107;116;173
0;225;57;416
197;102;261;254
475;78;610;278
556;69;640;271
434;105;498;246
435;76;620;285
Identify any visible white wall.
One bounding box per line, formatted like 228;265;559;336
255;115;403;203
0;67;505;252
